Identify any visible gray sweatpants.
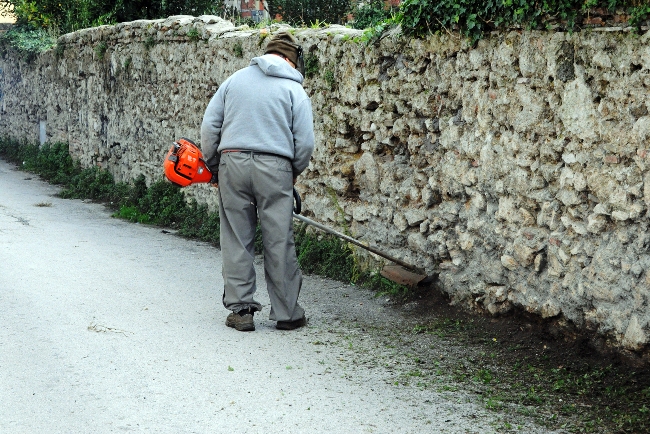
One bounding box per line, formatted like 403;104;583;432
217;151;304;322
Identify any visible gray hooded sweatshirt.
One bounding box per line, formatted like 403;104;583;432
201;54;315;176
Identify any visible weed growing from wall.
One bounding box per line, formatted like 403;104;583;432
304;53;319;79
186;28;201;42
257;31;269;47
324;68;336;90
54;43;65;59
233;42;243;58
326;186;349;235
94;41;107;59
144;36;156;50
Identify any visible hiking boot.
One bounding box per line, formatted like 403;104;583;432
226;311;255;332
276;316;307;331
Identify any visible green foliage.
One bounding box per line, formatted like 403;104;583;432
0;25;56;60
186;27;201;42
134;180;187;227
356;270;411;299
303;52;319;78
350;0;398;30
116;205;150;223
60;166;121;202
143;35;156;50
177;201;221;245
5;0;225;34
257;31;269;47
398;0;650;42
630;3;650;27
233;42;243;58
0;139;77;183
294;223;410;295
323;68;336;90
266;0;350;26
94;41;107;59
11;0;55;28
54;43;65;58
295;223;356;282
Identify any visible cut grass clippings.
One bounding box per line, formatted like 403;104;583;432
393;293;650;434
0;137;405;295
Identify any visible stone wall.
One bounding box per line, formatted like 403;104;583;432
1;16;649;359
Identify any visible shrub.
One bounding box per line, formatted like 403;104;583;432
0;25;56;60
350;0;398;30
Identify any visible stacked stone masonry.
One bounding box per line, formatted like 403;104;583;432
1;16;648;358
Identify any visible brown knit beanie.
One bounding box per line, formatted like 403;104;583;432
264;32;300;66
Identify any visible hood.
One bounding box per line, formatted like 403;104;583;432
250;54;304;84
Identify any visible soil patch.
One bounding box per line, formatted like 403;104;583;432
386;282;650;433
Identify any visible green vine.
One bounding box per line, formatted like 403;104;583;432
397;0;650;42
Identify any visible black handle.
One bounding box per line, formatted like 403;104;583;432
293;187;301;215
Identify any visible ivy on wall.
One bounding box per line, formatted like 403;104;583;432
398;0;650;41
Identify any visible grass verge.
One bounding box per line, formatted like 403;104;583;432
0;137;406;294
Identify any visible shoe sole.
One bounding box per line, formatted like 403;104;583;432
276;317;307;330
226;316;255;332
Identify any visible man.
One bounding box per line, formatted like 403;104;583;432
201;32;315;332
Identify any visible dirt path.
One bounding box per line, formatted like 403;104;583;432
0;160;563;433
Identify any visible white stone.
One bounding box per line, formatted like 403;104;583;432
592;52;611;69
557;248;570;265
501;255;519;270
534;253;545;272
496;196;519;223
393;213;408;232
557;77;599;141
458;232;474;251
593;203;610;215
562;153;577;164
353;152;380;193
404;209;426;227
622;315;647;351
541;300;561;318
611;210;630;221
632;116;650;144
513;243;535;266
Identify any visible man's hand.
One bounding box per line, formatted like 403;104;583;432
210;171;219;188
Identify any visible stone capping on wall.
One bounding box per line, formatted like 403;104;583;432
1;16;649;363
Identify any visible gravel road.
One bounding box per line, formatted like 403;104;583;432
0;160;560;434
